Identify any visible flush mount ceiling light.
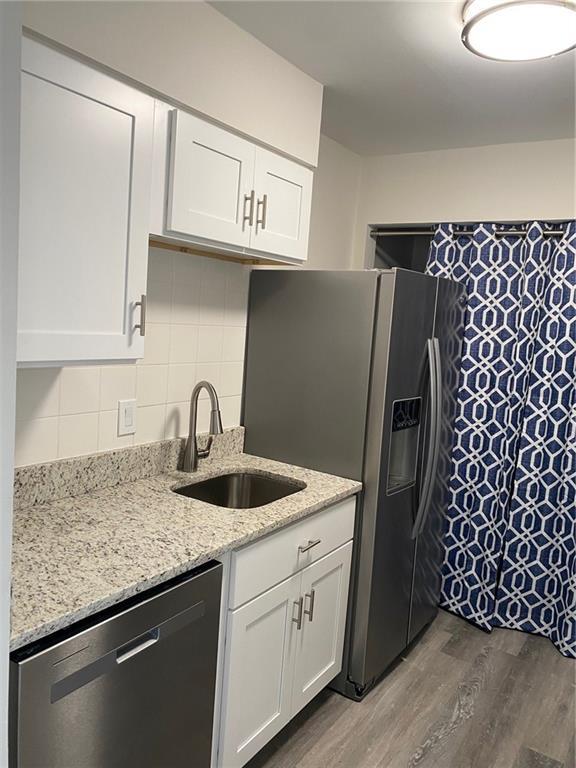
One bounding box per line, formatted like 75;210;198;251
462;0;576;60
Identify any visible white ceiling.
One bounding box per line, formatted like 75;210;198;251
212;1;576;156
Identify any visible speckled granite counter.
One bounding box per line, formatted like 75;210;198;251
11;452;360;651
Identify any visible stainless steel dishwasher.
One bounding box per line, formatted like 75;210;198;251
10;561;222;768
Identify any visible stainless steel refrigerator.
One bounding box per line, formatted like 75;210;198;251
242;268;465;699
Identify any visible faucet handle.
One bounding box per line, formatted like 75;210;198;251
197;435;214;459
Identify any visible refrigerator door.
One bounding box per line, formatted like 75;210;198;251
408;276;466;643
350;269;438;690
243;270;379;481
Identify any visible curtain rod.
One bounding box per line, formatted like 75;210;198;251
371;226;567;239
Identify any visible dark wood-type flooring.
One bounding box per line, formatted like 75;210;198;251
246;610;575;768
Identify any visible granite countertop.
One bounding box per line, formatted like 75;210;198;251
11;452;361;651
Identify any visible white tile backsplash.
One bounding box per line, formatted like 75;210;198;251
14;417;59;466
220;395;242;429
195;363;221;396
98;410;134;452
197;326;224;363
167;363;196;404
16;368;60;421
141;324;171;365
220;362;244;397
59;367;101;416
222;326;246;362
136;365;169;407
14;247;250;466
147;275;173;324
58;413;99;458
137;404;168;444
99;365;137;411
164;401;189;439
169;325;199;363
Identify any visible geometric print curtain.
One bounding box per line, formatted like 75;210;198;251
426;221;575;658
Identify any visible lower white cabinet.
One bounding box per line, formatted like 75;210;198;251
218;525;354;768
219;574;298;768
292;544;353;713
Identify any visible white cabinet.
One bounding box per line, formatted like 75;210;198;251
219;574;299;768
18;39;154;364
167;111;254;247
153;104;313;263
292;543;352;713
251;148;312;262
219;498;356;768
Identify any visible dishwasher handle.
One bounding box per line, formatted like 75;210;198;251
116;628;160;664
51;600;205;703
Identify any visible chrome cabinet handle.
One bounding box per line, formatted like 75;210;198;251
292;597;304;630
298;538;321;553
243;190;255;229
304;590;316;622
134;294;147;337
256;194;268;231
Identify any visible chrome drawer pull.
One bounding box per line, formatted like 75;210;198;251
304;589;316;622
298;538;321;554
292;597;304;630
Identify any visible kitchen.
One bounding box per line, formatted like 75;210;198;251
0;2;574;767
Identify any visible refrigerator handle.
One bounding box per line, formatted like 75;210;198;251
417;338;443;536
411;338;439;539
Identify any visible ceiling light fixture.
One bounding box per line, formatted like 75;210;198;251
462;0;576;61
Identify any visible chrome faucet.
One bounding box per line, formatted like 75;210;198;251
182;381;223;472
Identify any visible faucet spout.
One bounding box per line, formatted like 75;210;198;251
182;380;223;472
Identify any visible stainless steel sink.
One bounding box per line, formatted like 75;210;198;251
173;471;306;509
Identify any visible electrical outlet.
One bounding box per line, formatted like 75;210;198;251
118;399;137;436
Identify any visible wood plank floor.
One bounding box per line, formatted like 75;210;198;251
246;610;575;768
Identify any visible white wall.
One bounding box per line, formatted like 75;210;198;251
0;3;20;763
14;249;249;467
353;138;576;266
306;135;361;270
22;1;323;167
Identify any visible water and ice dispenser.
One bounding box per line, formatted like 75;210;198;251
387;398;422;493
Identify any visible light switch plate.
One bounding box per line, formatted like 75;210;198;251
118;399;137;436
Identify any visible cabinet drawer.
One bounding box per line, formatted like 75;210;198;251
229;496;356;609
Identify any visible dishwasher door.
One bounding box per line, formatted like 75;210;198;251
10;561;222;768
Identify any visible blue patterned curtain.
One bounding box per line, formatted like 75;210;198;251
426;221;575;657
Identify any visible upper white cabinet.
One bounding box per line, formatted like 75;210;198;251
152;103;314;263
18;39;154;364
167;111;254;247
251;148;312;262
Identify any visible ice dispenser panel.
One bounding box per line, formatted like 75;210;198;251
387;398;421;494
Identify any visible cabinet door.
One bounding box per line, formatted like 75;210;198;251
292;541;353;714
219;574;300;768
18;39;153;364
250;148;313;261
167;110;255;247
